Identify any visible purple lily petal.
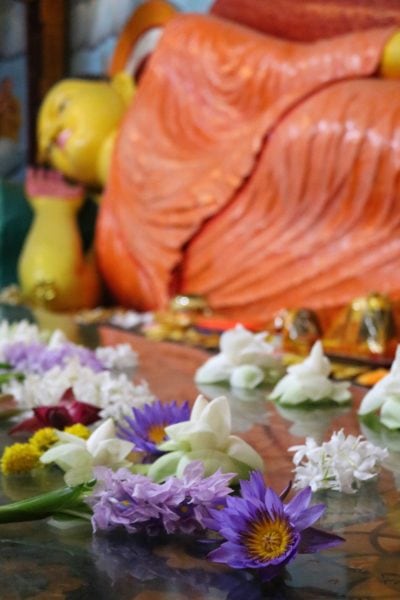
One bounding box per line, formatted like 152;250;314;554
264;486;284;518
291;503;326;531
239;470;266;503
298;527;345;553
117;400;190;457
208;542;250;568
285;486;312;521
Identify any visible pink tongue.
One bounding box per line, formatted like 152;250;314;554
56;129;71;148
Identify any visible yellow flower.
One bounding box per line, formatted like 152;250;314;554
63;423;91;440
1;443;41;475
29;427;58;453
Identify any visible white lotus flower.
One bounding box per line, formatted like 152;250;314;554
148;395;264;482
40;418;134;485
196;383;268;432
193;354;232;384
195;324;282;389
229;364;265;389
269;341;351;405
358;346;400;429
289;429;388;493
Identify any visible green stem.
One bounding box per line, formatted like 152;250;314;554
0;484;91;523
0;371;25;385
54;508;92;521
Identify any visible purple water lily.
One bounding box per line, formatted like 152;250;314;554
3;341;104;374
205;471;344;582
117;399;190;456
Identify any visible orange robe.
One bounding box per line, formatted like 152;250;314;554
96;14;397;324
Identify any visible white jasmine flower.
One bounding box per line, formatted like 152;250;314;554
289;429;388;494
95;343;138;376
358;346;400;429
40;418;134;485
195;324;282;389
47;329;69;347
0;320;46;360
109;310;153;329
269;341;351;405
74;371;154;421
148;395;264;482
3;359;154;421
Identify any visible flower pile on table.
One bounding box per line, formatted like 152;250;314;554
0;320;151;427
0;392;343;583
0;320;395;585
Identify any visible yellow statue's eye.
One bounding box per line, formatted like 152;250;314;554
58;98;69;113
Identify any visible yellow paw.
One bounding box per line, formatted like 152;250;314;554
381;31;400;78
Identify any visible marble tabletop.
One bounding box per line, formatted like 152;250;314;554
0;311;399;599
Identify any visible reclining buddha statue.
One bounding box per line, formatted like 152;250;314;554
35;0;400;327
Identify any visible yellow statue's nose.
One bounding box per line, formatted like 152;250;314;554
37;121;56;164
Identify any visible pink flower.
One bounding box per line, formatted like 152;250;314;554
9;388;100;434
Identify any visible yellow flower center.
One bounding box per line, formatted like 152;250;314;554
244;514;292;562
147;423;166;444
64;423;91;439
29;427;58;453
1;443;41;475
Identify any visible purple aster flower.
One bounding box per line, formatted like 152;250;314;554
170;460;234;535
205;471;344;582
86;461;233;536
3;341;104;373
117;399;190;456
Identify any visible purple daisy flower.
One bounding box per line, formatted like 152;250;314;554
3;341;104;373
117;399;190;456
86;461;234;536
205;471;344;582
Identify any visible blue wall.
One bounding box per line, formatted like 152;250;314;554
0;0;28;180
69;0;213;76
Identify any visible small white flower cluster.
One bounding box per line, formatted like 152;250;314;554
290;429;388;494
109;310;153;330
0;320;46;359
195;324;282;389
44;330;138;375
3;359;154;422
95;343;138;375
